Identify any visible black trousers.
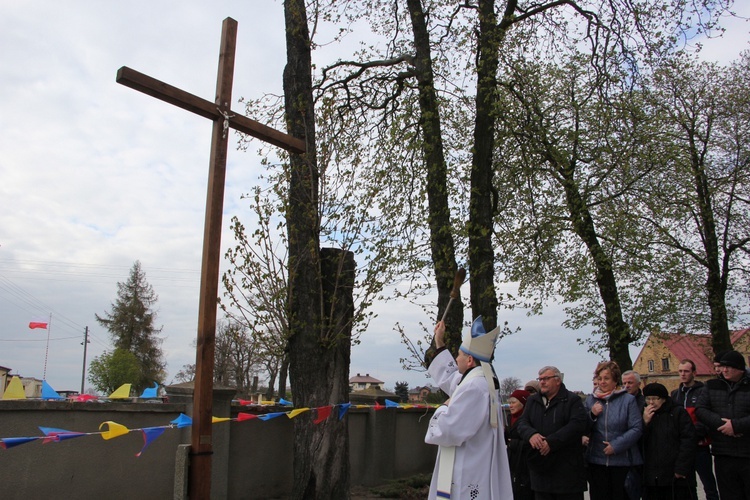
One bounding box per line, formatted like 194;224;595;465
534;493;584;500
644;478;697;500
715;455;750;500
587;463;629;500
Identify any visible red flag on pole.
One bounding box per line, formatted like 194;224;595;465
29;318;49;329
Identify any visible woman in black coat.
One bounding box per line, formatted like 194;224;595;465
505;389;534;500
642;383;698;500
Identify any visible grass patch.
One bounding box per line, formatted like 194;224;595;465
366;474;432;498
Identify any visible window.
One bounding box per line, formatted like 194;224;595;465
662;358;670;371
648;360;655;372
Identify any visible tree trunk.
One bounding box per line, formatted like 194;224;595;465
265;369;278;400
690;142;731;353
277;354;289;398
469;0;502;329
283;1;351;497
406;0;464;354
561;169;633;370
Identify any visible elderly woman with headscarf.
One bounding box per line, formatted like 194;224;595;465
506;389;533;500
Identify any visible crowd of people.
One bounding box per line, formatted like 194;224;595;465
423;318;750;500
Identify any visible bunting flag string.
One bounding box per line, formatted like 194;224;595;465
0;399;438;456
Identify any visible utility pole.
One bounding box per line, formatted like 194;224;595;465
80;326;89;394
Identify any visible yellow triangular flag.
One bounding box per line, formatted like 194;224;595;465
99;421;130;440
108;384;132;399
286;408;311;419
212;416;231;423
2;376;26;400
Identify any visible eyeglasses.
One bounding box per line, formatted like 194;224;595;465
537;375;559;382
645;396;662;403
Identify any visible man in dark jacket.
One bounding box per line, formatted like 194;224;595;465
642;382;696;500
517;365;588;500
696;350;750;499
671;358;719;500
622;370;645;500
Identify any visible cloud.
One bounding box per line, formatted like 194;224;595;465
1;1;747;394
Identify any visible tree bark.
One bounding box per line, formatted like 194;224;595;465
468;0;502;329
283;1;351;497
277;354;289;398
406;0;463;353
689;137;732;353
561;168;633;370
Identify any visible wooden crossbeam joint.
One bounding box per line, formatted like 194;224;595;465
116;67;306;154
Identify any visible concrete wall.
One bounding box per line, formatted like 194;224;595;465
0;400;189;500
0;398;437;499
225;405;437;499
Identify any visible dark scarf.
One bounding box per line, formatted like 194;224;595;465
510;408;523;427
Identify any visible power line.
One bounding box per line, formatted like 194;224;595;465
0;258;199;352
0;335;81;342
0;258;201;288
0;275;88;333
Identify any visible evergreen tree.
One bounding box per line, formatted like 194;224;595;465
95;261;166;391
394;381;409;403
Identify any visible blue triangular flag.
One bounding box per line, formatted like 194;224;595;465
258;412;286;421
1;437;39;449
136;427;167;457
278;398;293;406
170;413;193;428
140;382;159;398
338;403;352;420
39;427;85;442
41;380;64;400
385;399;401;408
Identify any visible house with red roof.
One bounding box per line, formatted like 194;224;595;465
408;385;437;403
633;328;750;393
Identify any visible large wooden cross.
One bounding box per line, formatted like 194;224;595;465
116;17;304;499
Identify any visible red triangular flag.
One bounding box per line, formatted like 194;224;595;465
313;406;333;424
237;412;259;421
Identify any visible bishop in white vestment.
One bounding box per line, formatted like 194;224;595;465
425;317;513;499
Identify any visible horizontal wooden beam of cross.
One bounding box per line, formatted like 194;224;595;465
116;66;306;154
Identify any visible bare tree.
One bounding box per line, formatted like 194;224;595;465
500;376;523;401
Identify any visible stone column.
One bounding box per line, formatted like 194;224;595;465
165;382;236;499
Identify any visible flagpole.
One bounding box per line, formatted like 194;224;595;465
42;313;52;381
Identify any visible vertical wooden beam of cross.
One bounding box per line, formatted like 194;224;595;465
116;17;305;499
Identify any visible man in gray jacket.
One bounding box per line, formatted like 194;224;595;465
696;350;750;499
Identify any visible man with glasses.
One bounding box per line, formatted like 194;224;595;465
517;366;588;500
697;350;750;499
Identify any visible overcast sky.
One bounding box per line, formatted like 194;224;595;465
1;1;748;396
